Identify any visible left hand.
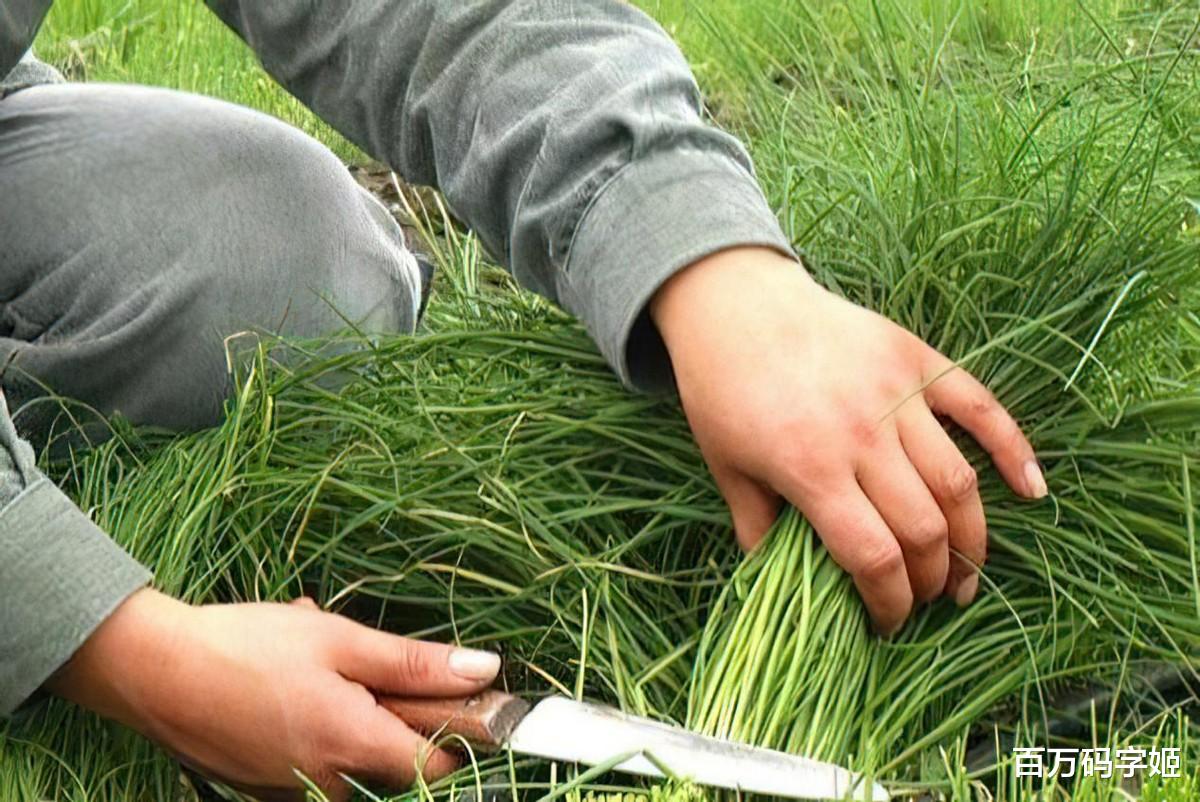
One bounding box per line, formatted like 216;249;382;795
48;590;500;801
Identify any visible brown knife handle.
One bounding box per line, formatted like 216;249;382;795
378;690;531;751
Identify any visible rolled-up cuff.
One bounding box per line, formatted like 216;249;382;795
0;478;151;714
562;147;794;392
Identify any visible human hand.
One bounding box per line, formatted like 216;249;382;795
650;247;1046;635
47;589;500;800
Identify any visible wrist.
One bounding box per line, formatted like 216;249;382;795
46;587;190;730
649;246;810;352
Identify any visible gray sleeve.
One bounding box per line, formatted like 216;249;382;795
0;1;52;83
0;392;150;715
202;0;794;391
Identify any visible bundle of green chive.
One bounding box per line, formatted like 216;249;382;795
5;2;1199;801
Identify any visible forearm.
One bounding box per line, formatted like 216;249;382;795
0;392;150;715
202;0;794;389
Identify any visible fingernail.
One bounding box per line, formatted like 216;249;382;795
1024;460;1047;499
954;573;979;607
448;648;501;681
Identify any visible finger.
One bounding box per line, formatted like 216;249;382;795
290;596;320;610
855;436;949;604
353;706;459;789
898;404;987;606
713;465;782;551
174;753;316;802
775;471;913;635
922;355;1046;499
335;621;500;697
226;780;319;802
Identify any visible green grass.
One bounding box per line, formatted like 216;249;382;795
8;1;1200;800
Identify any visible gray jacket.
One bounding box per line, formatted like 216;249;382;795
0;0;791;713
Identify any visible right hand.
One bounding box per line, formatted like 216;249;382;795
651;248;1046;635
47;588;501;801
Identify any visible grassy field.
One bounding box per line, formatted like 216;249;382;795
6;1;1200;800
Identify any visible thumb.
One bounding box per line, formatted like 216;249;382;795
714;465;781;551
334;619;501;697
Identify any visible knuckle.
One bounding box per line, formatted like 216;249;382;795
849;418;882;449
775;452;832;497
953;549;986;573
774;453;808;485
942;462;978;500
999;419;1028;453
969;391;1026;449
968;392;996;419
773;418;823;458
312;766;348;798
395;640;431;686
320;614;358;657
905;515;948;552
776;418;812;445
857;542;905;583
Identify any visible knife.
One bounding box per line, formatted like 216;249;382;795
380;691;888;801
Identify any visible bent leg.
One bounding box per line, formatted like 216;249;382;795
0;83;422;441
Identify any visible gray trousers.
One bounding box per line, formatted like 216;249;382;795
0;82;424;444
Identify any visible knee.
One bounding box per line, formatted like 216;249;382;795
0;84;424;434
159;91;423;340
187;109;424;340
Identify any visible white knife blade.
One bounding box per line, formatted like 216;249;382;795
506;696;889;801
